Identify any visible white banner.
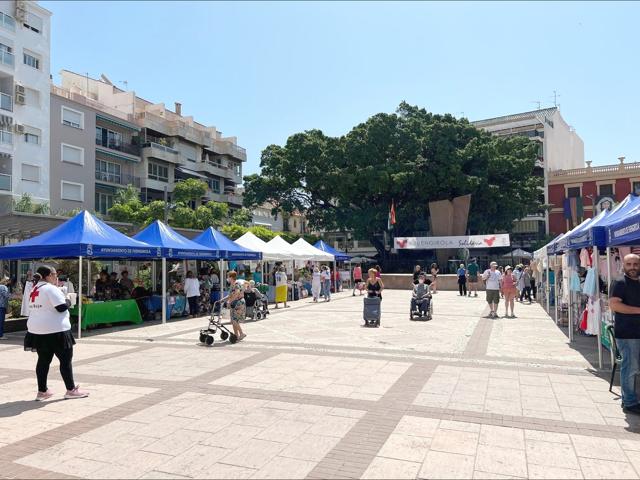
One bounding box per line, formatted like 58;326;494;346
394;234;510;250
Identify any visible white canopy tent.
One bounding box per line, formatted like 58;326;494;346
236;231;287;261
266;236;310;261
292;238;334;262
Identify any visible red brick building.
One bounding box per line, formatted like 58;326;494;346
548;157;640;235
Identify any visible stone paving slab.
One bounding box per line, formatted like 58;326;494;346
0;290;635;479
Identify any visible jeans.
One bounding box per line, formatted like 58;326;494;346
411;297;429;313
520;287;532;302
187;296;199;316
36;345;75;392
458;278;467;296
0;307;5;337
322;280;331;300
617;338;640;407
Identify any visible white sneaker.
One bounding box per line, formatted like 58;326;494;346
64;386;89;400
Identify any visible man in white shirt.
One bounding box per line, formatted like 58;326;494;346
482;262;503;319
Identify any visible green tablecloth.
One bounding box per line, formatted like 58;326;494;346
70;299;143;329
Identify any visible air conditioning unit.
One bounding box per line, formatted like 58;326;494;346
14;84;25;95
15;93;25;105
14;124;24;134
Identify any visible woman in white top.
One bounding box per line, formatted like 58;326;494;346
24;265;88;401
311;266;322;302
184;271;201;318
320;266;332;302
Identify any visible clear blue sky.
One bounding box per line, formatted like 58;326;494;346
43;1;639;174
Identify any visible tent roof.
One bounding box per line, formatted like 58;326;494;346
266;236;309;260
0;210;157;260
292;238;334;261
605;194;640;246
563;208;613;250
313;240;351;261
501;248;532;259
192;227;261;261
235;231;286;261
133;220;216;259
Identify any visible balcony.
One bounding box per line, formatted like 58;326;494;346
213;140;247;161
0;173;10;191
95;170;141;188
141;142;180;164
0;92;11;112
95;137;140;157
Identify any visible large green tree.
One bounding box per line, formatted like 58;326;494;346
243;102;542;256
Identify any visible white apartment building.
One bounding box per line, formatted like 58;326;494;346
0;0;50;213
472;107;584;242
57;70;246;211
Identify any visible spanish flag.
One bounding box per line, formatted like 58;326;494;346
388;200;396;230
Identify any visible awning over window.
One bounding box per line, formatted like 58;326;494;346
176;166;208;180
96;146;140;163
96;113;140;132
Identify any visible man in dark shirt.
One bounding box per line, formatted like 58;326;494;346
610;254;640;414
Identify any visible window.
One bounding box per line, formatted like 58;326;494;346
95;192;114;215
209;178;220;193
634;181;640;196
61;143;84;165
567;187;581;198
61;181;84;202
23;12;42;33
148;162;168;182
0;11;16;31
95;127;124;149
0;129;12;145
22;51;39;69
21;163;39;182
24;132;39;145
599;184;614;196
96;159;121;184
0;42;13;67
234;163;241;175
62;106;83;129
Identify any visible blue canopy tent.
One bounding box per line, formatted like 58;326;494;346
314;240;352;291
605;194;640;246
192;227;262;261
313;240;351;262
133;220;218;324
0;210;158;338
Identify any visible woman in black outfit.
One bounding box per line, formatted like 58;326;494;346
366;268;384;299
24;265;88;401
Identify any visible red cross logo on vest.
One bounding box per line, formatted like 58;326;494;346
29;287;40;303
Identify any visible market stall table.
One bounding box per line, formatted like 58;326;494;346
70;299;143;329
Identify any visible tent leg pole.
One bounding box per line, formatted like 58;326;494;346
568;269;573;343
554;256;558;325
546;262;550;314
594;248;603;370
78;256;83;340
162;258;167;325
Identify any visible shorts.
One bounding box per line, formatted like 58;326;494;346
486;290;500;305
468;275;478;283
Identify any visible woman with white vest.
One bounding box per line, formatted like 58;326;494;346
24;265;88;402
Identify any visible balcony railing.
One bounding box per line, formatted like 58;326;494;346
0;173;10;191
95;138;140;156
95;171;141;187
0;49;14;67
143;141;179;155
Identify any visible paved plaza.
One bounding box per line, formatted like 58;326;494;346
1;290;639;479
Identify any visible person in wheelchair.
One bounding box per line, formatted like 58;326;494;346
411;274;432;317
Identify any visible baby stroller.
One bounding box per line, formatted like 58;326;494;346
363;296;381;327
410;293;433;320
244;290;270;321
199;301;238;346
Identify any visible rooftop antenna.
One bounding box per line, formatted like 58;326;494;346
531;101;541;110
551;90;560;107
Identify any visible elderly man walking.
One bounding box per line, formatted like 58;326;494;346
609;254;640;414
482;262;503;319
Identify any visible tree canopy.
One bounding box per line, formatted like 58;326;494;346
243;102;542;254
